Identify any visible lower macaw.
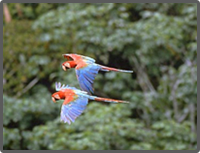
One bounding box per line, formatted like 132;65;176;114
52;82;129;124
61;53;133;94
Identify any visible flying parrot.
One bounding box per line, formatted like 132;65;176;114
62;53;133;94
52;82;129;124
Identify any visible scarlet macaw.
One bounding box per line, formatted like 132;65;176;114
52;82;129;124
62;54;133;94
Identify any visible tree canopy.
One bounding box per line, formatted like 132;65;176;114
3;3;197;150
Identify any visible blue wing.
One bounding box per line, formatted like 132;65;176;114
55;82;87;94
76;63;101;94
60;96;88;124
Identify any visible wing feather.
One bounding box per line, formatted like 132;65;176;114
63;54;96;63
60;96;88;124
55;82;87;94
75;64;101;94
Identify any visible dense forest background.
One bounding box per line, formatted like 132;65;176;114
3;3;197;150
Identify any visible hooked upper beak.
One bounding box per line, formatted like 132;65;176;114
52;93;61;103
62;62;71;71
52;97;56;103
62;65;67;71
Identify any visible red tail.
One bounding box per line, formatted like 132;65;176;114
100;65;133;73
94;97;129;103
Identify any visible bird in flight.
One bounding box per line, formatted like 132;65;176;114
62;53;133;94
52;82;129;124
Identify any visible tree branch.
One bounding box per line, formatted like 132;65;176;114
3;3;12;23
16;77;39;98
171;80;180;122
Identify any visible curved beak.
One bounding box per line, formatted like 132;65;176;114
52;97;56;103
62;62;71;71
62;65;67;71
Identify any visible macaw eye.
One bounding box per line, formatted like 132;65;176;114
64;62;71;68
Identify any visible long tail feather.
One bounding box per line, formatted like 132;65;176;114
88;95;129;103
100;65;133;73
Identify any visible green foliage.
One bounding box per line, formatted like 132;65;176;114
3;20;78;97
7;102;195;150
5;3;62;20
3;128;21;149
3;3;197;150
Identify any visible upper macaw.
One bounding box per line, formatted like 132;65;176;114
52;82;129;124
62;53;133;94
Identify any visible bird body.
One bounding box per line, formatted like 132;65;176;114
52;82;129;124
62;53;133;94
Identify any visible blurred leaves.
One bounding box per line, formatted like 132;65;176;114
3;3;197;150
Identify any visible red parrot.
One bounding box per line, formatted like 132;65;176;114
62;53;133;94
52;82;129;124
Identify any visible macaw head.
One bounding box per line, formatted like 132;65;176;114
62;61;71;71
62;61;77;71
52;92;64;103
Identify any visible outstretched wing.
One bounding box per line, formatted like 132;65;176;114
60;95;89;124
76;63;101;94
55;82;87;94
63;54;96;63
